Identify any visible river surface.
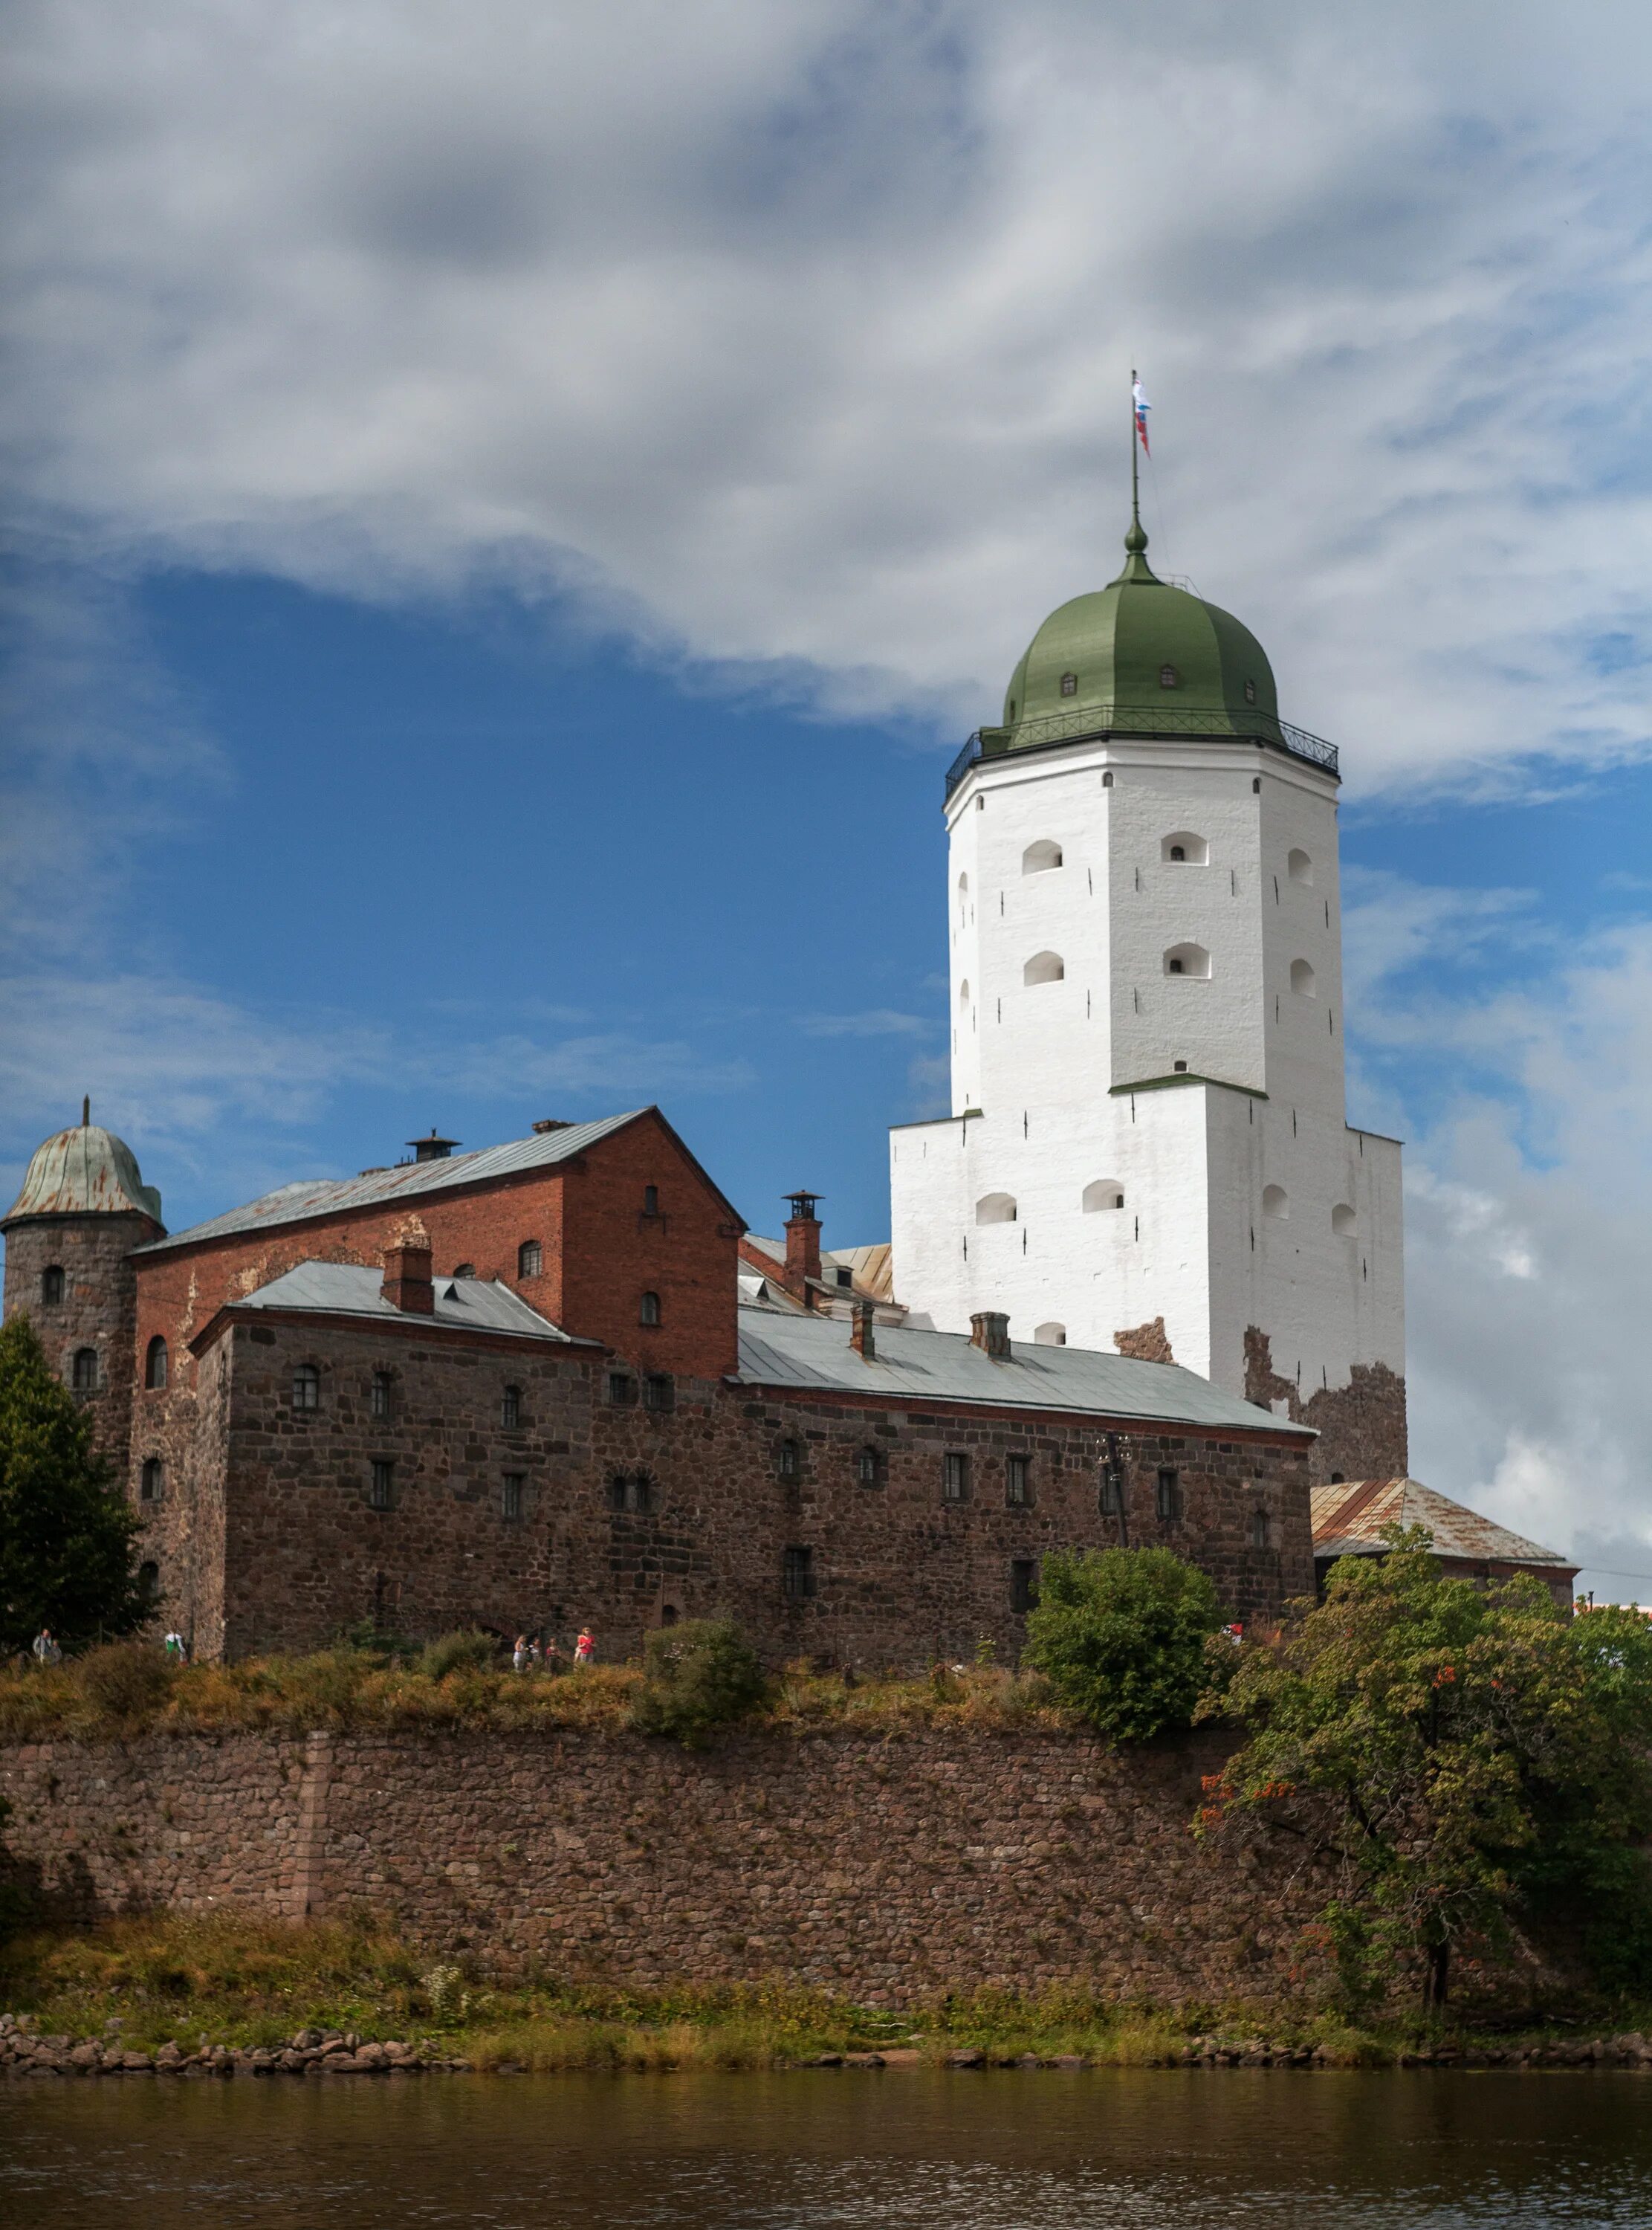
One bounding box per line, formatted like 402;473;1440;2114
4;2069;1649;2228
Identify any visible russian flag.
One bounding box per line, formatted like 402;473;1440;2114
1133;378;1151;458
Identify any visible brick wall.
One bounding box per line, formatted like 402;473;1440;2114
0;1724;1324;2005
140;1309;1311;1664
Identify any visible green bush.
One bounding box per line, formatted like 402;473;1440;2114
629;1619;768;1749
418;1630;500;1681
74;1641;177;1727
1021;1546;1222;1742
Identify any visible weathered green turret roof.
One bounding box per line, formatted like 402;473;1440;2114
4;1111;163;1226
997;516;1280;751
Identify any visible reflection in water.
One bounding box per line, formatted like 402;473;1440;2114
3;2069;1650;2229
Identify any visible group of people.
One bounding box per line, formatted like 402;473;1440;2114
512;1628;594;1673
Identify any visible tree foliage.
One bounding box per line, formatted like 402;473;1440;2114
1022;1545;1224;1743
629;1617;769;1748
1200;1528;1652;2009
0;1313;146;1655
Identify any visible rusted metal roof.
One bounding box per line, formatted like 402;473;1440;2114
4;1122;163;1226
135;1111;644;1256
221;1261;583;1342
1311;1478;1573;1570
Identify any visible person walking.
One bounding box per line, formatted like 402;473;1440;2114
31;1629;62;1667
512;1634;529;1672
574;1627;595;1666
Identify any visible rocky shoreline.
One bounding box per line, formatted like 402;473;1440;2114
5;2011;1651;2077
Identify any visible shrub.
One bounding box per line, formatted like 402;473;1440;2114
629;1619;768;1748
74;1641;177;1728
1021;1546;1222;1742
418;1630;499;1681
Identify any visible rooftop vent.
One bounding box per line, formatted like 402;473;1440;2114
407;1130;459;1163
532;1119;574;1134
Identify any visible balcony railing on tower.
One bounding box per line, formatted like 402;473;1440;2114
944;708;1339;798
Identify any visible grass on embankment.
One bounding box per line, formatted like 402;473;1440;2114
2;1913;1643;2071
0;1645;1072;1743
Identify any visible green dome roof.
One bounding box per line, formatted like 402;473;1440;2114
998;518;1280;749
3;1111;163;1226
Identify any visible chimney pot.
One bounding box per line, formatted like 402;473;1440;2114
783;1189;823;1295
849;1299;876;1361
381;1237;435;1314
970;1310;1012;1360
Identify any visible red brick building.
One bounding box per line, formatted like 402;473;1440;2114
5;1107;1315;1661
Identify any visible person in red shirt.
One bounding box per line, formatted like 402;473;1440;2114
574;1628;595;1665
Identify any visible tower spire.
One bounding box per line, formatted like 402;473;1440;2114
1116;369;1156;583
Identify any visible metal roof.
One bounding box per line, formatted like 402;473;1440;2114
1311;1478;1573;1570
735;1306;1310;1434
226;1261;580;1342
137;1112;645;1255
5;1121;163;1225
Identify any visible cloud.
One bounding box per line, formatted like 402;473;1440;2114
797;1009;932;1038
1347;889;1652;1599
3;1;1651;786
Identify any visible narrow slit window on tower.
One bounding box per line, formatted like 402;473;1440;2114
1156;1467;1183;1521
502;1383;522;1428
370;1369;392;1420
369;1459;394;1511
1060;670;1078;697
41;1265;65;1305
145;1336;168;1390
643;1183;660;1216
502;1473;524;1522
1250;1508;1272;1549
140;1457;163;1503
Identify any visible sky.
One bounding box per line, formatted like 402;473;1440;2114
4;1;1651;1600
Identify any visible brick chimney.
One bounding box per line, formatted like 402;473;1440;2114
849;1298;876;1360
381;1227;435;1315
970;1310;1011;1360
783;1190;823;1296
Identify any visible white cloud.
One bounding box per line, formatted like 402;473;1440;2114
798;1010;932;1038
2;1;1651;787
1347;892;1652;1600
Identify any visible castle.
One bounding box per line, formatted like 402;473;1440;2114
3;507;1574;1657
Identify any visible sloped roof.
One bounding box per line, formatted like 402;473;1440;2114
742;1233;896;1305
6;1122;163;1225
138;1113;645;1255
213;1261;583;1342
1311;1478;1573;1571
736;1305;1309;1435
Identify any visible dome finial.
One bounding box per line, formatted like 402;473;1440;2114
82;1094;90;1127
1118;369;1159;583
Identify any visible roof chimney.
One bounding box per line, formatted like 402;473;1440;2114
849;1298;876;1361
532;1118;573;1134
381;1230;435;1314
408;1129;459;1163
970;1310;1012;1360
784;1189;823;1294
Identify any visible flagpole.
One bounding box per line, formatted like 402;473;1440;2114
1130;365;1140;532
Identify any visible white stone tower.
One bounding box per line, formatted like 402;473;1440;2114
888;505;1407;1484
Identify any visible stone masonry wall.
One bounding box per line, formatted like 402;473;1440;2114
0;1725;1321;2006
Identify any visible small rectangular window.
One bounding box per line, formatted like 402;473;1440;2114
856;1446;883;1487
776;1438;800;1481
643;1183;659;1216
292;1363;319;1412
501;1385;522;1429
370;1371;392;1420
1156;1467;1182;1521
1005;1454;1030;1507
369;1459;394;1510
1249;1507;1272;1549
1099;1462;1124;1516
643;1373;675;1413
942;1452;970;1503
502;1473;524;1522
608;1372;637;1407
1011;1557;1039;1614
782;1545;816;1602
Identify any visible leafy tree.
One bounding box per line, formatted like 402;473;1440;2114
1022;1545;1224;1742
0;1313;146;1654
1199;1528;1652;2010
629;1617;769;1748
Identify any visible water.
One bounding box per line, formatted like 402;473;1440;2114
4;2069;1649;2228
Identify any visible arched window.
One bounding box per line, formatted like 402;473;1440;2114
292;1362;320;1411
639;1290;661;1327
370;1370;392;1421
958;977;971;1007
145;1336;169;1390
452;1261;475;1279
502;1383;522;1428
1164;942;1211;979
1082;1180;1125;1212
40;1266;65;1305
957;871;968;893
1290;957;1317;996
1159;663;1180;689
1161;831;1208;865
71;1348;98;1392
1332;1203;1358;1238
1021;839;1063;874
1250;1509;1272;1549
1033;1322;1066;1346
975;1192;1017;1225
1023;950;1064;986
140;1458;163;1503
1287;847;1313;885
1059;670;1078;697
1262;1184;1289;1221
517;1239;542;1279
